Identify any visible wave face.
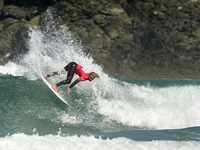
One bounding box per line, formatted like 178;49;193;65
0;9;200;150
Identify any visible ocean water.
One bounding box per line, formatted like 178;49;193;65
0;10;200;150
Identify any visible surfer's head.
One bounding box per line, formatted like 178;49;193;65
89;72;99;81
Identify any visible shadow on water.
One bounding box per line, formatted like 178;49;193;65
92;126;200;141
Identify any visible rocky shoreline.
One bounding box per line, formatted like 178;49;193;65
1;0;200;79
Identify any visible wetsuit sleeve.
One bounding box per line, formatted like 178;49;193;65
69;79;79;89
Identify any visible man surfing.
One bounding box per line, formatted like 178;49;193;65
44;62;99;94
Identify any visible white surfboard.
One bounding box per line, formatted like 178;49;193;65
42;76;72;107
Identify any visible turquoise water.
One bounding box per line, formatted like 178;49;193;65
1;75;200;140
0;75;200;149
0;9;200;149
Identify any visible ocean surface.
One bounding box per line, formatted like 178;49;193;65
0;10;200;150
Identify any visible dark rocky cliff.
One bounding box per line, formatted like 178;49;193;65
1;0;200;79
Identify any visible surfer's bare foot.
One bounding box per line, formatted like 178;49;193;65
52;85;58;93
44;74;49;79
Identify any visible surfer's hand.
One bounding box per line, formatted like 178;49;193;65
67;88;71;94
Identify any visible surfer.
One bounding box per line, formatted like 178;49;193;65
44;62;99;94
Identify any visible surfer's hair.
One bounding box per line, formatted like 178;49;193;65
90;72;99;79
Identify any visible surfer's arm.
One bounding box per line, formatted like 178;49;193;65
69;79;79;89
67;79;79;94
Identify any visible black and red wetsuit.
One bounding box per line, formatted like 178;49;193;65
56;62;91;89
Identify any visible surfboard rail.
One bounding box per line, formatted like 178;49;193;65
41;76;72;107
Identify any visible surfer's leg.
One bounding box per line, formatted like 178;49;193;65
44;72;58;78
64;62;77;71
48;71;59;76
45;62;77;79
44;70;66;78
66;62;77;81
56;62;77;87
